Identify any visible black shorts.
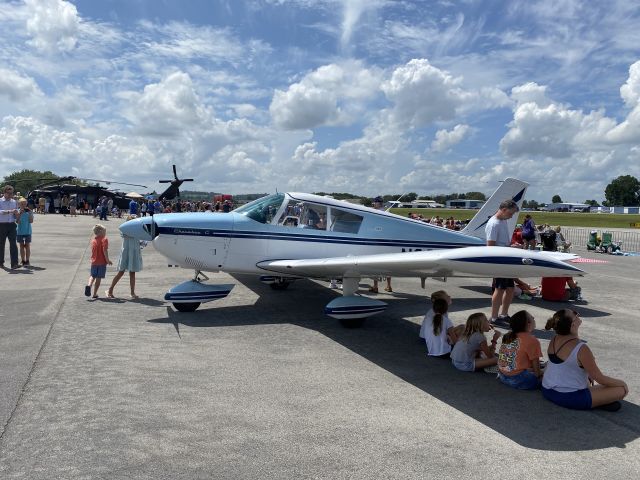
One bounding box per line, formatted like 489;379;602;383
494;278;515;289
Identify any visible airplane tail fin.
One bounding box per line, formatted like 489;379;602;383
461;178;529;241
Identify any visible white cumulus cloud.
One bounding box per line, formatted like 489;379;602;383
25;0;80;53
121;71;209;137
430;124;470;153
382;59;509;128
270;61;381;130
0;68;42;102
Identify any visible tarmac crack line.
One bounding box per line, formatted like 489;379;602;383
0;234;92;442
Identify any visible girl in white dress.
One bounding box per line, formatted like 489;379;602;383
106;215;143;299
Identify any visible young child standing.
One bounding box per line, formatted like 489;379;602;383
86;224;112;298
450;312;501;372
16;197;34;266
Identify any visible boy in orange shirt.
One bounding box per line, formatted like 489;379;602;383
85;224;112;298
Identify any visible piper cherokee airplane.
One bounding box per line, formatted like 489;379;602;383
120;178;584;326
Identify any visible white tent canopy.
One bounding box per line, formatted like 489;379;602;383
125;192;144;199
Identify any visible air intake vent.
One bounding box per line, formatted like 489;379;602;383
184;256;206;270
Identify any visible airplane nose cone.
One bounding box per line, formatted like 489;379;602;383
120;216;154;241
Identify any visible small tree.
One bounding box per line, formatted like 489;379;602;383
551;194;563;203
604;175;640;206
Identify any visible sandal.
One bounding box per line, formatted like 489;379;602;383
368;286;378;293
384;287;393;292
105;291;115;298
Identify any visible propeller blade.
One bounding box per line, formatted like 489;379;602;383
159;180;171;183
173;164;178;180
182;178;194;182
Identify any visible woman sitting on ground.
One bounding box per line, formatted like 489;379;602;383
542;309;628;411
451;312;501;372
497;310;543;389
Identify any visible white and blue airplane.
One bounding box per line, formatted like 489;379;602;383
120;178;584;325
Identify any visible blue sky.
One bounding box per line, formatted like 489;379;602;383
0;0;639;202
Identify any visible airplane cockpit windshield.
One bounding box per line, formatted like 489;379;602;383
234;193;284;224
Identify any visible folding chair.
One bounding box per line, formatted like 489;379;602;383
586;231;599;251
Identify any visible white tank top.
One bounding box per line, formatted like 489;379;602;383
542;341;589;392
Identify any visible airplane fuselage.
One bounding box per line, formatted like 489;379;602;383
142;193;485;275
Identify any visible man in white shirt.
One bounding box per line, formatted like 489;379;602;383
486;199;519;324
0;184;19;269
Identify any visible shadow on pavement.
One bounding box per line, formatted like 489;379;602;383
147;275;639;451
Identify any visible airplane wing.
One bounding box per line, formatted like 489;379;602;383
256;246;584;279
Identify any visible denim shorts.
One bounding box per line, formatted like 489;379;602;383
499;370;540;390
17;234;32;244
542;387;592;410
452;360;475;372
90;264;107;278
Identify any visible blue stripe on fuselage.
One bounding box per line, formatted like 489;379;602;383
452;256;580;272
156;226;479;249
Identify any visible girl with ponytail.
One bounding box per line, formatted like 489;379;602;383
422;297;456;358
497;310;543;389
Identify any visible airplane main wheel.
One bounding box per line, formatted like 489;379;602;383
173;302;201;312
270;281;290;290
339;317;365;328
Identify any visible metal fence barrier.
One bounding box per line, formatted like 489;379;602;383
560;227;640;253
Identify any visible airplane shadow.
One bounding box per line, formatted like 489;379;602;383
147;275;639;451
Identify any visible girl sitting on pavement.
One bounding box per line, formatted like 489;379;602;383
451;312;501;372
420;290;451;339
497;310;543;389
422;298;459;358
542;309;628;411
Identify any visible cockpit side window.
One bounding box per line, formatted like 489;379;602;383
329;208;363;234
234;193;284;224
299;203;327;230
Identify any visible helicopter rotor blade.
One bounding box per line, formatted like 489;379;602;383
173;164;178;180
75;178;148;188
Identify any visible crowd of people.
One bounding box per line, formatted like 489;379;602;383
407;212;470;230
510;215;572;252
27;193;235;219
419;290;629;411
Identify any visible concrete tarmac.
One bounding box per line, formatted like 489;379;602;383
1;214;639;479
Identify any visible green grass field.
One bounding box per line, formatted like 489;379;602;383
390;208;640;229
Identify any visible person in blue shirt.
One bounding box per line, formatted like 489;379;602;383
129;199;139;216
16;197;34;266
